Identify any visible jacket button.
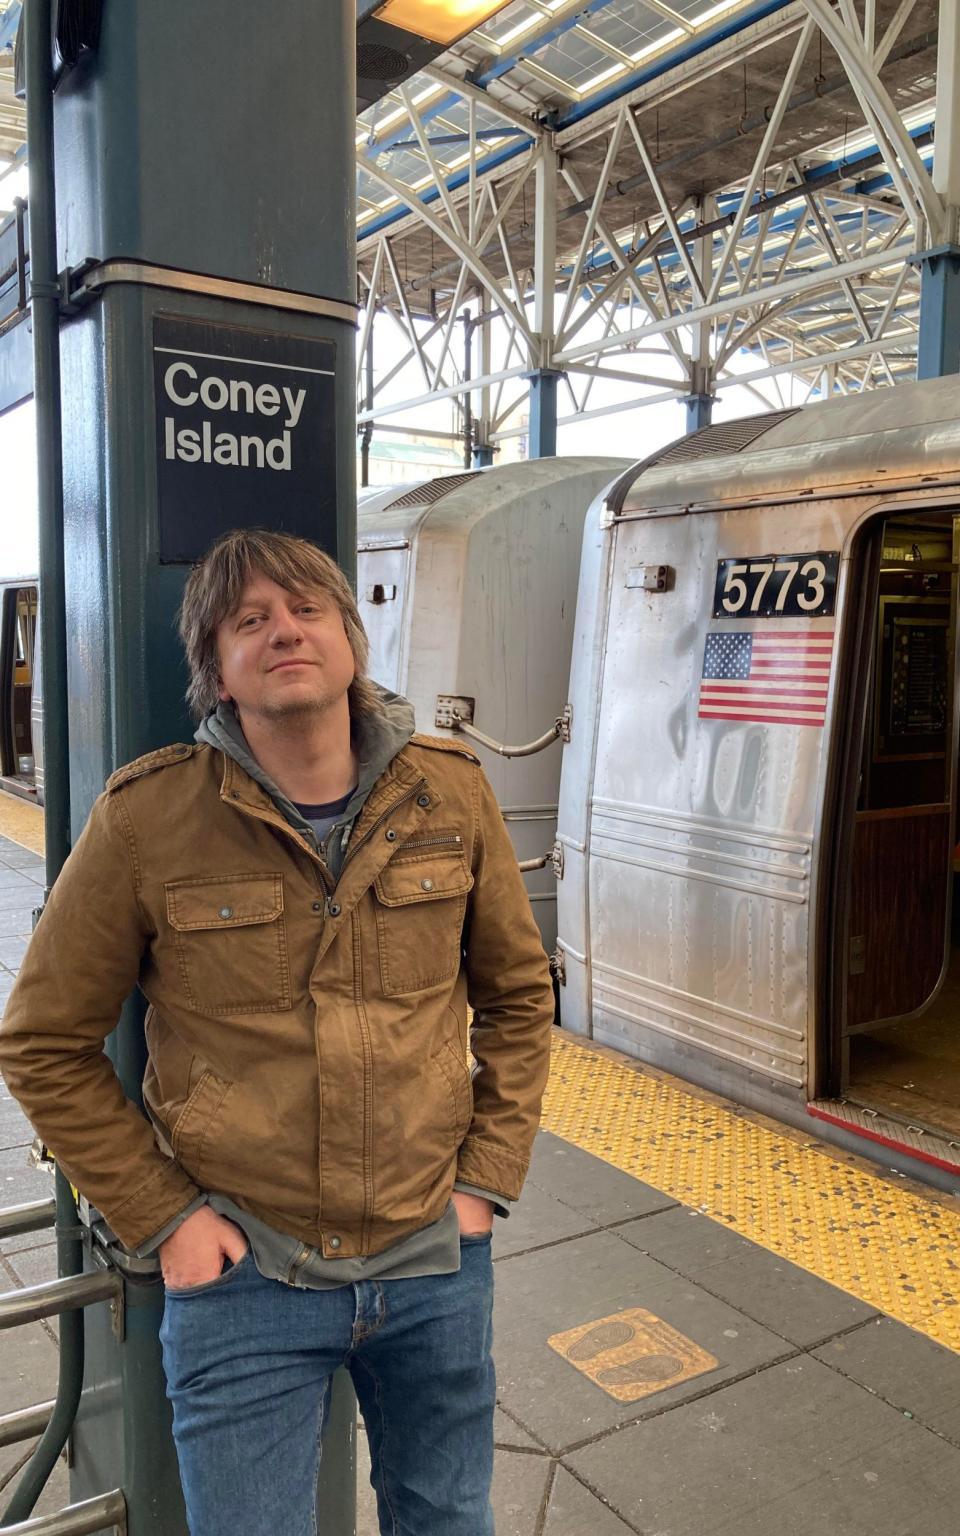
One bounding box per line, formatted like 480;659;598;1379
219;907;233;919
311;901;323;912
385;829;397;842
421;878;434;892
328;1235;341;1250
328;902;341;917
417;794;430;807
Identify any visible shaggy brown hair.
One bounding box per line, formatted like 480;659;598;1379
178;528;380;722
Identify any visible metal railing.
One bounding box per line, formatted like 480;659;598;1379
0;1199;56;1242
1;1490;126;1535
0;1268;122;1331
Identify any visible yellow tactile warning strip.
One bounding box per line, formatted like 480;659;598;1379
548;1307;718;1403
0;793;44;856
542;1033;960;1354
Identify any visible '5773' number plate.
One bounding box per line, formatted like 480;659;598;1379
712;551;838;619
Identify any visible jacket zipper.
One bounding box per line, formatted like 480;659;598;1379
338;777;428;874
397;834;463;853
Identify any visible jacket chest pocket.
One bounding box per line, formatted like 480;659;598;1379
373;841;474;996
164;874;290;1014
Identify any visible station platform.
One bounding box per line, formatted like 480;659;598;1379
1;804;960;1534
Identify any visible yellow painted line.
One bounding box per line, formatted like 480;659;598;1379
0;793;44;856
543;1033;960;1353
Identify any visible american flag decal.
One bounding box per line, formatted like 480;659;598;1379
698;629;834;726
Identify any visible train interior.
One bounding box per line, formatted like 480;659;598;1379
0;583;38;802
839;510;960;1140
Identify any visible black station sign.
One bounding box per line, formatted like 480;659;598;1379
153;314;337;563
712;551;839;619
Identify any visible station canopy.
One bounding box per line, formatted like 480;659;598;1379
0;0;944;397
354;0;938;397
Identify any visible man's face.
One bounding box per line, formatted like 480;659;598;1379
215;572;356;723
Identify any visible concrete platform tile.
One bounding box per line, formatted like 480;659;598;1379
716;1413;960;1536
0;1318;59;1413
491;1449;553;1536
0;1145;54;1206
0;1094;33;1151
0;1232;56;1260
814;1316;960;1441
493;1230;789;1452
0;1447;70;1522
0;869;42;893
647;1232;879;1347
567;1355;943;1535
544;1467;636;1535
0;886;42;916
495;1177;602;1259
616;1204;765;1270
494;1406;545;1450
0;850;44;871
528;1132;678;1224
0;906;37;939
3;1242;59;1290
0;934;28;970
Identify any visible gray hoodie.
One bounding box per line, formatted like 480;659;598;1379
140;685;506;1283
195;683;417;879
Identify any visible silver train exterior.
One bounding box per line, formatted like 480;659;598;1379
555;376;960;1188
358;457;630;954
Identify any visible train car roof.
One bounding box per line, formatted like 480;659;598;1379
357;456;630;547
611;376;960;518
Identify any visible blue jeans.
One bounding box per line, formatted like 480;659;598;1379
159;1235;495;1536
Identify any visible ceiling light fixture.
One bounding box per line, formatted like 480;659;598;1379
372;0;516;47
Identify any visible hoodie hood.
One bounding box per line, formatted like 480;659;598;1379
195;683;417;869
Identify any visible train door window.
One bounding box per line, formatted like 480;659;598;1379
0;584;38;796
834;510;960;1138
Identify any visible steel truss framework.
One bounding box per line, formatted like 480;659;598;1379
356;0;956;450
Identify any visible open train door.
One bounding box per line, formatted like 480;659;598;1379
820;508;960;1165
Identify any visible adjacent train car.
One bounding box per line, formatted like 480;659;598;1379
358;457;631;953
0;578;41;804
555;376;960;1187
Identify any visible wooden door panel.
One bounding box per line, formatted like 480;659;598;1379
846;806;951;1031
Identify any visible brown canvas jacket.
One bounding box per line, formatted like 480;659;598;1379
0;735;555;1253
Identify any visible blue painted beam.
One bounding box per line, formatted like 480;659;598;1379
527;370;559;457
359;134;534;241
915;245;960;378
552;0;796;130
475;0;626;86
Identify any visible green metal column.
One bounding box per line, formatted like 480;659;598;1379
41;4;357;1532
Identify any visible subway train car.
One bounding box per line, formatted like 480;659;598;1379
358;457;631;954
555;375;960;1188
0;578;41;804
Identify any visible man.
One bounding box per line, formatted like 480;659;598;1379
0;528;555;1536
